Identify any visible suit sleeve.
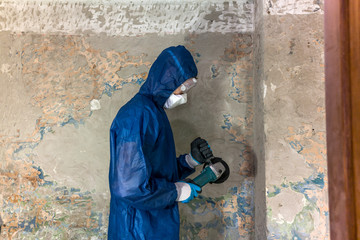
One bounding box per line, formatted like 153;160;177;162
176;154;196;180
109;125;178;210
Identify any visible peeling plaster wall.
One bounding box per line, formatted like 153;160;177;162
261;0;328;239
0;1;256;239
0;0;329;239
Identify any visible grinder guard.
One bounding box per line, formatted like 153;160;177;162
205;157;230;184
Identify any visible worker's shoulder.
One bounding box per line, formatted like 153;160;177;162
113;94;157;123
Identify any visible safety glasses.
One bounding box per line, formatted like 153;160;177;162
180;78;197;93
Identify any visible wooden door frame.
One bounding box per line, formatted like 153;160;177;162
325;0;360;239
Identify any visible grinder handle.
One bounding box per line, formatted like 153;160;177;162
183;178;202;193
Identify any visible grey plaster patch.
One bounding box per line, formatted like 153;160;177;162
267;188;305;223
266;141;313;186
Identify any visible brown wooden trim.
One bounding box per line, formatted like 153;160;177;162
325;0;360;239
349;1;360;239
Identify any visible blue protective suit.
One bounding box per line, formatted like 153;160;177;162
108;46;198;240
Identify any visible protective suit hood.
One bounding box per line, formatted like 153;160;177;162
139;45;198;107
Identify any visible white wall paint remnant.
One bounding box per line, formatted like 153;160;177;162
1;64;12;77
0;1;254;36
90;99;101;111
264;0;323;15
271;83;276;92
263;82;267;98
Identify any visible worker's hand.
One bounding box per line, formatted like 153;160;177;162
190;137;213;165
175;181;201;203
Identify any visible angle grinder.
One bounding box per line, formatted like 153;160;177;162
185;157;230;188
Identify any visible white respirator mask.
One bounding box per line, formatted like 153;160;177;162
164;93;187;109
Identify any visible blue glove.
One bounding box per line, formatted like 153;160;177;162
174;181;201;203
182;182;201;203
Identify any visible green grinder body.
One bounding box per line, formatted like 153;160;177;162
192;166;218;188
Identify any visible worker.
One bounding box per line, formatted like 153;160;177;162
108;45;213;240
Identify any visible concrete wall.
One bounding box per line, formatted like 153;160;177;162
0;0;328;239
253;0;266;238
0;1;256;239
260;0;328;239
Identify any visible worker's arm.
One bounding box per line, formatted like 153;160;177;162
176;154;196;180
109;127;178;210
